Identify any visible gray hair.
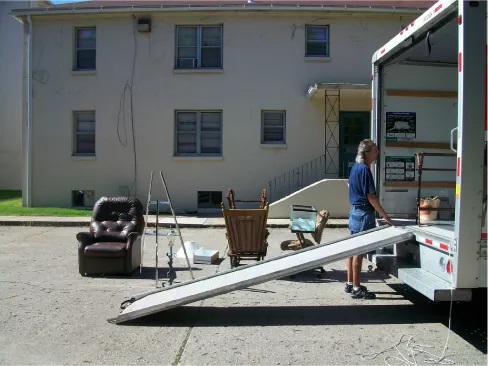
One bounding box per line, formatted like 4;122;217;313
355;139;376;163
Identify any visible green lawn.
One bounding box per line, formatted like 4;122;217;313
0;190;92;216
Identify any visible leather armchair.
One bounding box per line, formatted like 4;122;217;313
77;196;145;276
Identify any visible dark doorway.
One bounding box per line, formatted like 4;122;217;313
339;111;370;178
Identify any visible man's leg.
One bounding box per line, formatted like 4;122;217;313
344;257;354;293
351;254;375;299
352;255;363;287
346;257;353;282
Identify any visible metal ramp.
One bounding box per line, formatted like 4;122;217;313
116;226;413;324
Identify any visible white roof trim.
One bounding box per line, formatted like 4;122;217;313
306;82;370;99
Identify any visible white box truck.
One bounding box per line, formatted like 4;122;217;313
371;0;487;301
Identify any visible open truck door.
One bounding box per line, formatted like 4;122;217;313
371;0;486;302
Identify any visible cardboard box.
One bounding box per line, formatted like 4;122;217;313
193;249;219;264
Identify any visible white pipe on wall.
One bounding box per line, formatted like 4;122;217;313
21;14;32;206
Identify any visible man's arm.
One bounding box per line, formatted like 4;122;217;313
367;193;394;226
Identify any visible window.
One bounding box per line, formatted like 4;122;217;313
261;110;286;144
198;191;222;209
74;111;95;155
71;190;95;207
175;26;223;69
305;25;329;57
75;27;96;70
175;111;222;156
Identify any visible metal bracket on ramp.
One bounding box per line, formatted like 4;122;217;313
116;226;413;324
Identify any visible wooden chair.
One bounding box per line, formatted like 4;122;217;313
222;202;270;268
226;188;267;209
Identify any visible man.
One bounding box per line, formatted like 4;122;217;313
346;139;394;299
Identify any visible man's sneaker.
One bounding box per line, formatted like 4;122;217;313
345;284;366;294
351;286;376;299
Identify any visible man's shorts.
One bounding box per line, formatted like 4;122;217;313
349;206;376;235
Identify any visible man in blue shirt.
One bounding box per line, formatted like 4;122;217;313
347;139;393;299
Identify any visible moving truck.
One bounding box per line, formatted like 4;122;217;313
371;0;487;301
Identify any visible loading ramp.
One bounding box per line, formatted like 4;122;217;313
116;226;413;324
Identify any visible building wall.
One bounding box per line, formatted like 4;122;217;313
0;1;29;190
29;11;415;211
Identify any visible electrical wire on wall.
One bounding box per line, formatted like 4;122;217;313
116;14;138;197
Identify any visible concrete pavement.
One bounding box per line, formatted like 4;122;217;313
0;226;486;365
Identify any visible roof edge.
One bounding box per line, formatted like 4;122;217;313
11;4;428;17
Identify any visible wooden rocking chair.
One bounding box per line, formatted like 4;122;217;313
226;188;267;209
222;202;270;268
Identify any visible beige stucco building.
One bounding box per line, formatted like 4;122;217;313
0;1;49;190
10;0;432;214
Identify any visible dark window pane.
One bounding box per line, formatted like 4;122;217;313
76;134;95;154
201;48;222;68
201;133;221;154
77;28;96;49
306;26;328;41
177;132;197;154
76;50;96;70
202;27;222;47
76;121;95;133
177;27;197;46
306;42;328;57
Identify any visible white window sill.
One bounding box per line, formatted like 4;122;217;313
72;70;97;76
173;69;224;74
260;144;287;149
71;154;96;160
304;57;332;62
173;156;223;161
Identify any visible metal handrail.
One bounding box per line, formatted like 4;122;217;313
267;154;327;202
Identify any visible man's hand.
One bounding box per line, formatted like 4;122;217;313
383;214;394;226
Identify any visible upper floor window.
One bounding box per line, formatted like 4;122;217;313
175;26;223;69
175;111;222;156
74;111;95;155
75;27;96;70
305;25;329;57
261;110;286;145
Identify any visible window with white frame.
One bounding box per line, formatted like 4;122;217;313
175;26;223;69
74;111;95;155
261;110;286;145
305;25;329;57
175;111;222;156
75;27;96;70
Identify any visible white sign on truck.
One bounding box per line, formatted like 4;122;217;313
371;0;487;301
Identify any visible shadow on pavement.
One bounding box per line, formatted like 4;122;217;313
123;303;445;328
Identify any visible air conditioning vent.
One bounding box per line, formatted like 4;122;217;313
177;58;198;68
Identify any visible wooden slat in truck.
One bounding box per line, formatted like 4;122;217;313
371;0;487;302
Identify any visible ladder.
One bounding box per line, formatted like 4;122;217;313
140;171;195;286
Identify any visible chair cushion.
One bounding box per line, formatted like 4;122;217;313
84;242;127;258
91;220;136;241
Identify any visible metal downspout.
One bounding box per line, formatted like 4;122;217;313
21;15;32;206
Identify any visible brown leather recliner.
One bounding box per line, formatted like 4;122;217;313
77;196;145;276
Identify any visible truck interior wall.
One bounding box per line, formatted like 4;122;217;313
379;64;458;217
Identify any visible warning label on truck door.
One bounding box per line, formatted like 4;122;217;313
385;156;416;181
385;112;416;141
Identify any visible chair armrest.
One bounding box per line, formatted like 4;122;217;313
76;232;94;248
126;232;142;250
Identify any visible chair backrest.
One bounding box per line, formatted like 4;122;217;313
226;188;267;209
222;204;269;254
90;196;145;240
